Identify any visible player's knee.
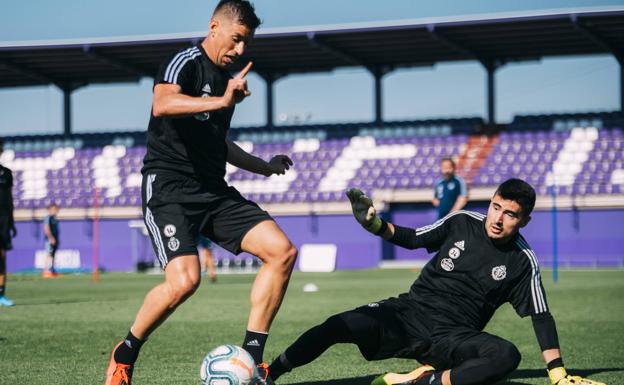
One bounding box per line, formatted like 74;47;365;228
168;273;200;304
321;314;350;341
264;241;297;272
493;341;521;374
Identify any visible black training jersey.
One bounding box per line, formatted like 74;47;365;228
143;45;235;186
402;210;548;331
0;165;13;216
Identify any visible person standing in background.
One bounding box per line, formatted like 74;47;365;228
432;158;468;219
0;138;17;307
197;234;218;283
43;202;61;278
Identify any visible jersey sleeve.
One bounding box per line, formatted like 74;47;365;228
508;237;549;317
390;211;461;252
154;48;200;94
43;215;51;226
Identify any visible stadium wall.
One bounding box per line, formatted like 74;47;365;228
7;208;624;273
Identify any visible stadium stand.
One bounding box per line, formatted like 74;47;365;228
1;113;622;215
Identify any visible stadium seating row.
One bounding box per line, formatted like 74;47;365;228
1;125;622;209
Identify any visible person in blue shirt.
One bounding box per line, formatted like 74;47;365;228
432;158;468;219
43;203;61;278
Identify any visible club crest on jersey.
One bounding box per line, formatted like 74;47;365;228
441;258;454;272
448;247;461;259
492;265;507;281
454;240;465;251
168;237;180;252
164;224;176;237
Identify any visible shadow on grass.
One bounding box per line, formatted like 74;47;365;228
509;367;622;379
287;368;622;385
13;298;124;306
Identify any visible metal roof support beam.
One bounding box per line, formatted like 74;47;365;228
258;72;287;128
427;25;505;124
82;45;150;78
59;82;85;136
0;58;57;85
369;66;393;126
427;25;477;59
484;61;500;125
570;15;624;111
62;86;72;136
306;32;364;67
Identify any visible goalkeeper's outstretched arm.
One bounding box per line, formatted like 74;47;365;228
533;313;606;385
346;187;451;250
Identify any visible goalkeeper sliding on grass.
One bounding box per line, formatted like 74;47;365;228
267;179;605;385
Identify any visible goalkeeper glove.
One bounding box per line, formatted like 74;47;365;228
346;188;385;235
548;367;606;385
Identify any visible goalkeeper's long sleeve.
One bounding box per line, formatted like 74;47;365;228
532;312;560;351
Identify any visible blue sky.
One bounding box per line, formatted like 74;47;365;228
0;0;622;135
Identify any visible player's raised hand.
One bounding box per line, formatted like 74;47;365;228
346;188;383;234
223;61;253;107
266;154;293;176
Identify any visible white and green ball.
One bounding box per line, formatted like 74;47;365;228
200;344;258;385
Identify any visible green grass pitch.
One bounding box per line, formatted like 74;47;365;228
1;269;622;384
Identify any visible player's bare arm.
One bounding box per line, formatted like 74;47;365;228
450;195;468;212
152;61;253;117
226;139;293;177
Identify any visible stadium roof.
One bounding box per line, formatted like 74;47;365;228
1;6;623;89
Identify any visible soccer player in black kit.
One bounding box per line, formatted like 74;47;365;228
105;2;296;384
267;179;604;385
0;138;17;307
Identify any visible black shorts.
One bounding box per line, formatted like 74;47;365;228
142;171;272;268
0;216;12;251
342;297;481;369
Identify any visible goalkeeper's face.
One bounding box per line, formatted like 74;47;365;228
485;194;531;243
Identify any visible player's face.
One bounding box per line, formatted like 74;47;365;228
209;16;254;68
485;194;530;242
441;160;455;179
49;205;59;215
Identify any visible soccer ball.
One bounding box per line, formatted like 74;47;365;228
200;344;259;385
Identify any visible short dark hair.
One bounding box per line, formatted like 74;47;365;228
441;157;455;167
494;178;536;217
213;0;261;30
47;202;59;209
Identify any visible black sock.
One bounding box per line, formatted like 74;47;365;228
113;330;145;365
0;285;5;296
243;330;268;364
269;353;293;381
